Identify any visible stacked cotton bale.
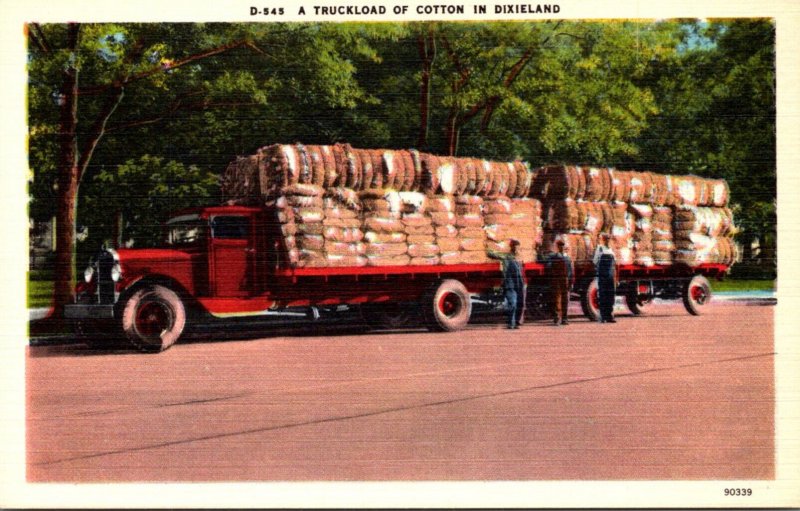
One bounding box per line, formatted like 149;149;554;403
322;187;366;267
221;155;262;203
360;189;409;266
533;166;611;264
673;206;737;266
484;196;523;260
628;204;655;267
454;195;488;264
531;163;736;268
608;201;635;265
652;206;675;265
274;184;327;268
506;198;542;262
399;191;440;265
427;195;461;265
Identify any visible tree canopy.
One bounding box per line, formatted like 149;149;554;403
27;19;776;312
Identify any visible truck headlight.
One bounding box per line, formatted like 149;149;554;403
111;263;122;282
84;264;95;283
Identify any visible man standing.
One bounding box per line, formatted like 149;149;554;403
593;232;617;323
488;239;526;329
546;238;574;326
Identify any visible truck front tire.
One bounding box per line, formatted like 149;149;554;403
423;279;472;332
121;285;186;352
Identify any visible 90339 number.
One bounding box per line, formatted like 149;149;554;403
724;488;752;496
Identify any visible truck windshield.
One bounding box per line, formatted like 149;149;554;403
165;216;206;246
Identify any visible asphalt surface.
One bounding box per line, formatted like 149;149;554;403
27;300;774;482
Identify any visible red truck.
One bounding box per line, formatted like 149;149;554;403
65;203;727;353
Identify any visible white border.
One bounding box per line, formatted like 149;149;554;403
2;0;798;508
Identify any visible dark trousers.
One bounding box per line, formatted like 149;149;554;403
504;289;525;328
598;277;615;321
552;283;569;322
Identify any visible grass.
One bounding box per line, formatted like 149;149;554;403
711;279;775;293
27;279;53;309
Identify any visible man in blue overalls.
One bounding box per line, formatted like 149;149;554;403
593;233;617;323
489;239;526;329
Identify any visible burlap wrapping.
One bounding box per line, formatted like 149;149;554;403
575;201;606;234
430;212;456;226
542;232;595;263
435;225;458;238
400;150;416;192
514;161;534;198
543;199;580;231
363;216;404;233
672;206;737;265
583;167;612;201
436;252;458;265
364;231;406;244
223;145;737;269
408;243;440;258
367;254;411;266
531;165;586;200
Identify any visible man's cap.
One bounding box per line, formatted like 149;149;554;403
509;238;521;247
555;239;566;247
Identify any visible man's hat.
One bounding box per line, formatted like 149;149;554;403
509;238;521;247
555;238;566;247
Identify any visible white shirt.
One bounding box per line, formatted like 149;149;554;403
593;244;614;266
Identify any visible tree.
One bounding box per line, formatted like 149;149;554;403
635;20;776;274
27;22;380;319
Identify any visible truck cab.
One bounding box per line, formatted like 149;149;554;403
66;205;267;352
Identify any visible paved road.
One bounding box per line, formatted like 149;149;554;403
27;301;774;482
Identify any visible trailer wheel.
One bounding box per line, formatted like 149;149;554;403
121;285;186;352
625;290;652;315
683;275;711;315
423;280;472;332
525;289;550;320
580;279;600;322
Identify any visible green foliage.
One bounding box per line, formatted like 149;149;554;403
634;19;775;252
27;20;775;272
80;156;218;248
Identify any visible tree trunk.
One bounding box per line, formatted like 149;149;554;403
417;30;436;150
444;114;460;156
51;23;81;319
113;210;124;248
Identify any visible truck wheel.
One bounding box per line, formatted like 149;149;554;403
625;290;652;315
580;279;600;322
423;280;472;332
121;285;186;352
683;275;711;315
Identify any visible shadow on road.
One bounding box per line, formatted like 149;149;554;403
29;305;690;358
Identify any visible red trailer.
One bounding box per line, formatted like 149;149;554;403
570;261;728;321
65;204;728;353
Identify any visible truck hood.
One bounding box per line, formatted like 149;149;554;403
116;247;194;264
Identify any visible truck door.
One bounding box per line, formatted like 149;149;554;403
209;215;253;297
